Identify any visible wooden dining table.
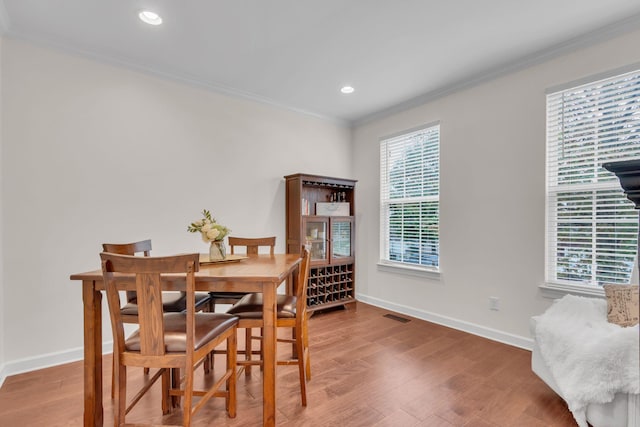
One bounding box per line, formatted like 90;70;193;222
70;253;302;427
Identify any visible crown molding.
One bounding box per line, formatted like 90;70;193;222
4;29;350;128
2;8;640;128
352;12;640;127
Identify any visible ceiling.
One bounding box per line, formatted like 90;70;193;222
1;1;640;125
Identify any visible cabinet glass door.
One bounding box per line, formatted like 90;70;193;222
304;219;328;263
331;218;353;261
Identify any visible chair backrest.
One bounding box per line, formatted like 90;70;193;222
295;249;311;323
102;240;152;302
100;252;200;359
228;236;276;256
102;239;152;256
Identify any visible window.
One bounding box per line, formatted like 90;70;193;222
380;124;440;271
546;69;640;289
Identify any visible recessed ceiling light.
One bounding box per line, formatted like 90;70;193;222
341;86;355;94
139;10;163;26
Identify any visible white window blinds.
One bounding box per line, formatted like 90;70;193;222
380;124;440;269
546;69;640;286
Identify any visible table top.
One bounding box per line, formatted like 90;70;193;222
70;253;302;284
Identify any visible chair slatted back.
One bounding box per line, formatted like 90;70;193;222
228;236;276;256
101;252;200;358
102;240;152;256
102;239;152;303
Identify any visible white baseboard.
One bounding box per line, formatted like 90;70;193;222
0;363;6;389
0;341;113;388
356;293;534;351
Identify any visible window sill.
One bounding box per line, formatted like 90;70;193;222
377;261;441;279
539;281;605;299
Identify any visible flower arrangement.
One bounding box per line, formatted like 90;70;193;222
187;209;230;242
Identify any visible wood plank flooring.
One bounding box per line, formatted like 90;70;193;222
0;302;577;426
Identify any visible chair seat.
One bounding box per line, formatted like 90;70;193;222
120;292;211;316
125;313;238;352
227;293;297;319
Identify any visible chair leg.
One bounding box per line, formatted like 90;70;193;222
111;354;116;399
202;302;213;374
304;349;311;381
203;352;211;374
207;351;215;373
259;327;264;371
114;364;127;425
295;326;307;406
183;364;194;427
171;368;181;408
161;368;172;415
303;317;311;381
227;330;237;418
244;328;252;376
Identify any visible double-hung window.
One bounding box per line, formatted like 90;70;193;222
380;124;440;271
546;69;640;290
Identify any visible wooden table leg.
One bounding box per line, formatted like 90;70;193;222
262;282;277;427
83;281;103;427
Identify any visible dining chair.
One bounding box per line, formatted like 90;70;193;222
101;252;238;427
102;240;214;397
207;236;277;311
226;248;311;406
206;236;277;371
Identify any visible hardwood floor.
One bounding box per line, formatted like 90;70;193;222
0;302;576;426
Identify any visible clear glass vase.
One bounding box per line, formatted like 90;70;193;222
209;240;227;261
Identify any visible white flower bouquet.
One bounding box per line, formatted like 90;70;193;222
187;209;230;242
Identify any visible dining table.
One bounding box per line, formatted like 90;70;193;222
70;252;302;427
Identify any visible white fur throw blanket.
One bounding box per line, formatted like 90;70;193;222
532;295;639;427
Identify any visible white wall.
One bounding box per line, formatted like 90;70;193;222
0;38;351;372
352;28;640;348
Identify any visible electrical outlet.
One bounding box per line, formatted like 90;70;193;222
489;297;499;311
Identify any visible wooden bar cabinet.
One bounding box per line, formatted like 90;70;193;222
285;173;357;311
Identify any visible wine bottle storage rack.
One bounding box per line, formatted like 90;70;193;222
307;263;355;309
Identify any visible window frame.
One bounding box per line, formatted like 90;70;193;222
543;67;640;297
379;123;441;276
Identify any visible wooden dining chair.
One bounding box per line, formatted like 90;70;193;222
101;252;238;427
226;248;311;406
103;240;214;397
102;240;212;320
207;236;277;311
